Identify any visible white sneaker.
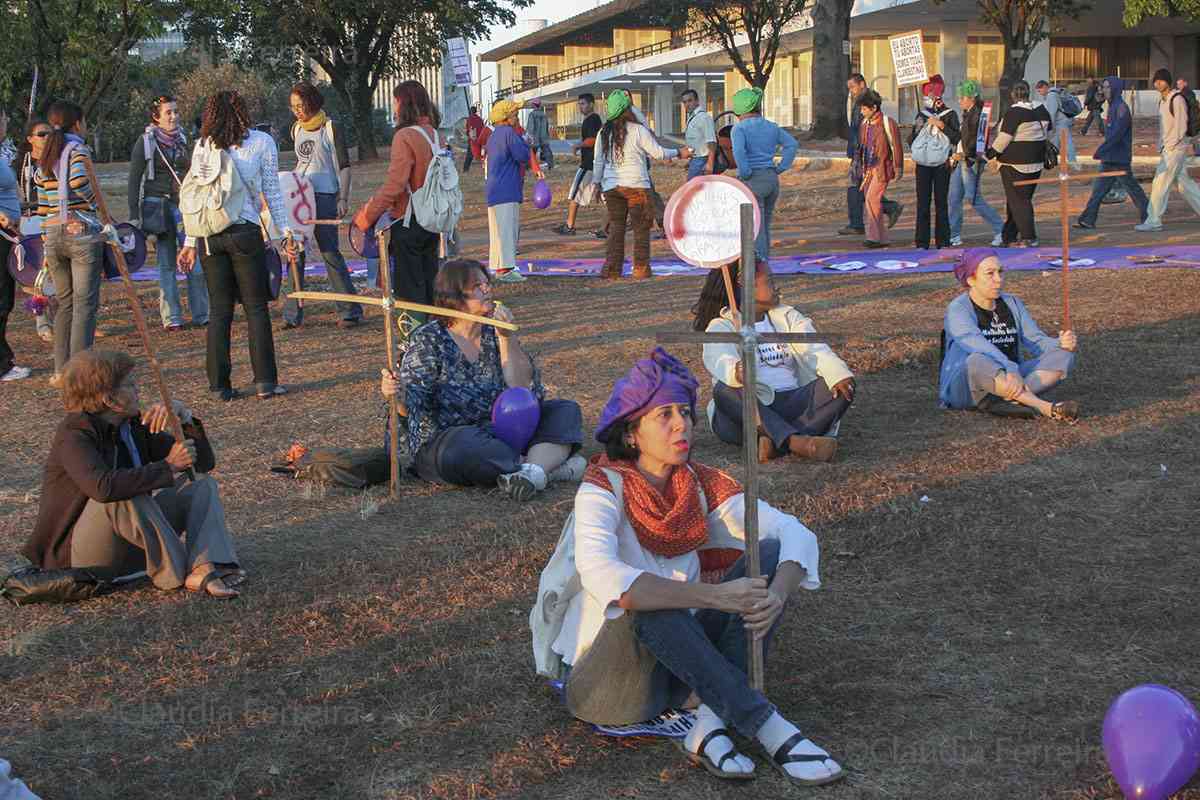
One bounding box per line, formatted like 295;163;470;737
497;463;547;501
547;454;587;483
495;269;527;283
1134;222;1163;232
949;236;962;246
991;234;1004;247
1;365;31;381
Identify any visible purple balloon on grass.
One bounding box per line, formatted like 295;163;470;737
1103;684;1200;800
533;179;552;210
491;387;541;454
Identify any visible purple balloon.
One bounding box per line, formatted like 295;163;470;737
1103;684;1200;800
491;387;541;454
532;179;552;210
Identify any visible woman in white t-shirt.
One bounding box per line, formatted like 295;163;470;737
533;348;842;787
694;258;856;462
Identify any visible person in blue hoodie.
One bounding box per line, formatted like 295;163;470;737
1075;77;1149;229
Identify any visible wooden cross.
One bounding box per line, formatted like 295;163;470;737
655;204;841;691
82;156;193;481
1012;129;1126;330
288;221;516;497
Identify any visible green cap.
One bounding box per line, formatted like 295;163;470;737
957;79;980;98
606;89;632;121
733;87;764;116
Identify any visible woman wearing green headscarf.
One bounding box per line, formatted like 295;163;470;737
592;90;692;279
948;79;1004;247
730;87;797;260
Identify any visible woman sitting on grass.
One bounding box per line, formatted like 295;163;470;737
535;348;843;786
694;257;855;462
381;259;585;500
940;248;1079;420
24;349;243;598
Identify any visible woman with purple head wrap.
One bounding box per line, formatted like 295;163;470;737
530;348;844;788
939;248;1080;419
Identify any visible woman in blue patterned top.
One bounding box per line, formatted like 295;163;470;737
381;260;585;500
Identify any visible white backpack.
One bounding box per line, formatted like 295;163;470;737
178;139;249;239
911;110;953;167
403;125;463;234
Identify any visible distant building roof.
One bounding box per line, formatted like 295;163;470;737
480;0;650;61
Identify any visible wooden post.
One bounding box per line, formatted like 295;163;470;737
738;202;764;692
720;262;739;316
377;225;401;498
82;156;192;480
1057;128;1071;331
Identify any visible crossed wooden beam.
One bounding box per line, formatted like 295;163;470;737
288;222;516;497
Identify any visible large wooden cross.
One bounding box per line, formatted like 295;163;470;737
656;204;840;691
288;221;516;497
1012;129;1126;329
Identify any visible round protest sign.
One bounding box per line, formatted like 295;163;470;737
663;175;761;268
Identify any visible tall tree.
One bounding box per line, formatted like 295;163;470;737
191;0;530;160
670;0;814;89
809;0;853;139
934;0;1090;114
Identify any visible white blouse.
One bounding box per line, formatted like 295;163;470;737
552;481;821;667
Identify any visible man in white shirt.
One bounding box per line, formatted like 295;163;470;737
681;89;717;179
1136;68;1200;231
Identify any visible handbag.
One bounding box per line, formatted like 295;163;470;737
1042;122;1059;171
140;196;169;235
0;567;118;606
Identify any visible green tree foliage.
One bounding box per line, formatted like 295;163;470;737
1123;0;1200;25
189;0;531;160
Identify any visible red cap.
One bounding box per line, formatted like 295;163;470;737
922;74;945;97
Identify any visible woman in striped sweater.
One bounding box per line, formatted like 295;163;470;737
34;101;103;385
986;81;1052;247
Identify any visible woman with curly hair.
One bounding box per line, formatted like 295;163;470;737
178;90;296;401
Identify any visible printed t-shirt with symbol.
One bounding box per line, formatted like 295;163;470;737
972;298;1020;364
753;318;801;392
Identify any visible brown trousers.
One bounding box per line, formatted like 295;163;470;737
602;187;653;277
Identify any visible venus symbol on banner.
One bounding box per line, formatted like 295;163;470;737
263;172;317;242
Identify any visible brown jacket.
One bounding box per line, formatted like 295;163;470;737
24;412;215;569
362;117;442;226
859;113;904;183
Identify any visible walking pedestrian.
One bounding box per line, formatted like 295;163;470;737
1135;68;1200;231
551;94;603;236
949;80;1004;247
463;106;484;173
1081;78;1105;136
1036;80;1078;164
909;74;959;249
681;89;717;179
1075;76;1149;230
851;90;903;249
525;99;554;171
986;80;1051;247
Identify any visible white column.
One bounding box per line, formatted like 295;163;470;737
940;20;970;98
1023;39;1051;84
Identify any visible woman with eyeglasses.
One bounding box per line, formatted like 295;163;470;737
379;259;585;501
33;100;102;387
129;94;207;331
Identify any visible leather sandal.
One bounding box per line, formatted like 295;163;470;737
675;728;756;781
1049;400;1080;422
768;732;845;787
757;435;776;464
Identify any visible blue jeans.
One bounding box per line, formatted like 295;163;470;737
155;208;209;326
565;540;785;734
283;193;362;324
949;161;1003;239
44;224;103;374
1079;162;1149;226
743;169;779;259
687;157;709;180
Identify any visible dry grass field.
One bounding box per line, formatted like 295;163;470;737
1;149;1198;799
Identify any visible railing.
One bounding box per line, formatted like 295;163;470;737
496;27;715;99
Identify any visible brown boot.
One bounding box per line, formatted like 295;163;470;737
757;435;777;464
599;265;623;279
631;264;653;280
787;435;838;462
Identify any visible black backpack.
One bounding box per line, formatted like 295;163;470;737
1;567;119;606
1170;90;1200;138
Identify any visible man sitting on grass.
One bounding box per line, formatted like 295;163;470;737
939;249;1079;421
24;349;243;598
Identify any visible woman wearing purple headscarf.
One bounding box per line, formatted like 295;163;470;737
939;249;1079;420
530;348;843;787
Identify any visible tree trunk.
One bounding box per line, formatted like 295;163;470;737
353;84;379;161
810;0;853;139
997;45;1029;120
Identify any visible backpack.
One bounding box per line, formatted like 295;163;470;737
1054;88;1082;118
1;567;119;606
403;125;463;235
911;111;952;167
1168;90;1200;138
178;139;250;239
